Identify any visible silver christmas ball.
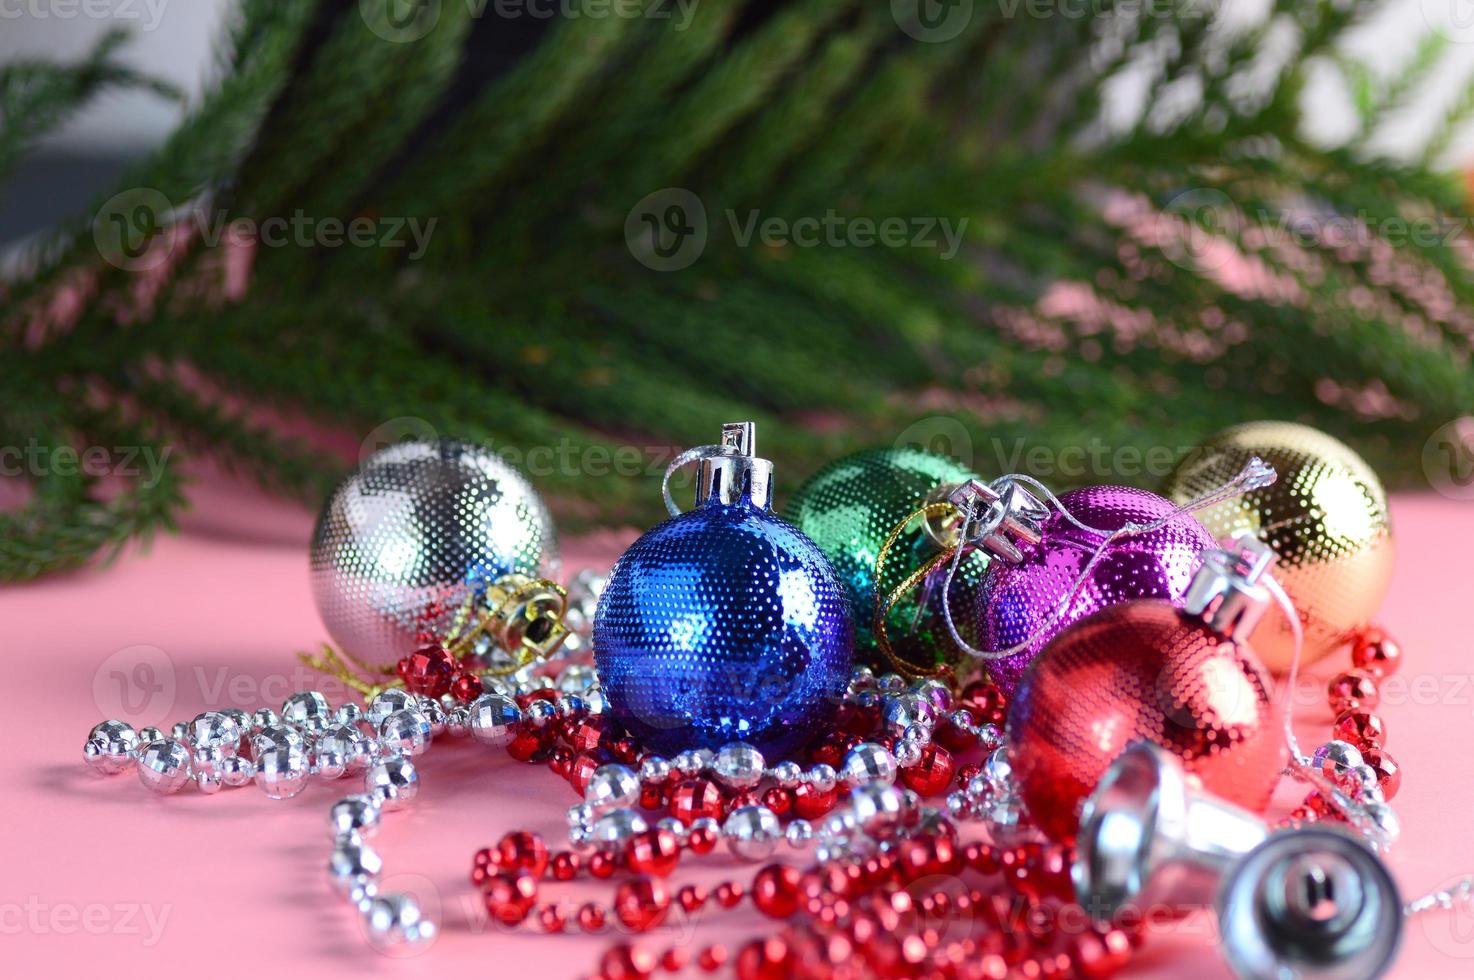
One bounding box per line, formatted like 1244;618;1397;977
377;709;432;758
712;743;765;791
188;711;240;749
723;805;782;862
329;842;383;894
84;720;139;774
137;738;192;794
770;760;802;789
468;693;521;747
1314;740;1364;783
591;808;648;849
883;694;936;735
365;756;419;810
255;746;310;800
220;755;255;787
282;691;333;728
639;756;672;784
585;764;641;810
841;742;898;786
363;893;435;948
367;689;417;728
252;724;306;755
807;764;838;793
315;725;363;778
851;783;907;836
330;795;382;839
310;439;558;664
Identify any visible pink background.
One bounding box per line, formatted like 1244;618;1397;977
6;465;1474;979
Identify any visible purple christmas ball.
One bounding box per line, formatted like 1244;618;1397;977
977;485;1216;697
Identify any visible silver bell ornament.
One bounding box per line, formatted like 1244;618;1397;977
1073;742;1269;922
1218;828;1402;980
310;439;558;665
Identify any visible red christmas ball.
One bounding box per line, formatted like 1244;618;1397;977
398;643;459;698
450;672;484;703
496;831;549;879
1351;628;1402;678
484;870;538;926
899;743;955;797
614;875;671;932
669;778;724;825
752;864;803;919
627;828;681;877
1007;599;1284;842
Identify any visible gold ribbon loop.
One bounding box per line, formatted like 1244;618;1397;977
298;574;571;695
872;501;966;680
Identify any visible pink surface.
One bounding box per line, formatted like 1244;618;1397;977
6;472;1474;979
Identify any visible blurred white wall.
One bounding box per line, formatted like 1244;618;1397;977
0;0;234;154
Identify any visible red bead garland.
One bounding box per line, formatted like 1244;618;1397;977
1292;623;1402;824
456;619;1406;980
457;664;1141;980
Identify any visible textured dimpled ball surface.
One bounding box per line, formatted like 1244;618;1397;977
786;447;988;676
593;500;853;758
1008;600;1284;843
1164;421;1394;671
310;440;557;665
978;485;1217;697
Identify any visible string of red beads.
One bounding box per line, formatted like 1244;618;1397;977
1289;625;1402;823
591;838;1137;980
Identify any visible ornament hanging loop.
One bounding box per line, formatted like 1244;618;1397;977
661;421;773;516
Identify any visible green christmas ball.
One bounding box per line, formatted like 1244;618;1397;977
786;447;989;676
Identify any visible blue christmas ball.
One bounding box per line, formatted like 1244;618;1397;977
593;496;854;758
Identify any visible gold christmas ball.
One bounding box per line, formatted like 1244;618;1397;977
1163;421;1393;672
